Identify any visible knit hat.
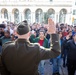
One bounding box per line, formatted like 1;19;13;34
17;20;30;35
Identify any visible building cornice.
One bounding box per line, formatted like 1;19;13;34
0;4;72;7
0;1;72;7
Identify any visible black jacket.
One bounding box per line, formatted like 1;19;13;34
66;40;76;60
62;37;72;55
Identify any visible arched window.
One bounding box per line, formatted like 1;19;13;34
24;9;31;24
73;10;76;15
47;9;55;20
4;9;8;19
59;9;67;23
1;9;8;19
14;9;19;24
35;9;43;23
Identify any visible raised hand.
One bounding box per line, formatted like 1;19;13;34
48;18;56;34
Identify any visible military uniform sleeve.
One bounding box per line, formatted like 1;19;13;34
39;34;61;60
0;43;10;75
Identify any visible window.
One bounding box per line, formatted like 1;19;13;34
59;9;67;23
14;9;19;24
47;9;55;20
73;10;76;15
75;2;76;5
4;9;8;19
35;9;43;23
24;9;31;24
50;0;52;1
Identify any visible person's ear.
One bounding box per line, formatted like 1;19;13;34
28;32;31;37
14;31;18;36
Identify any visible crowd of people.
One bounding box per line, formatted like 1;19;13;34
0;20;76;75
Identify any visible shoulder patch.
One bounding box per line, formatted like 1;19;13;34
2;41;14;52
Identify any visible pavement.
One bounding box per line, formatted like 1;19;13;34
0;58;76;75
44;59;76;75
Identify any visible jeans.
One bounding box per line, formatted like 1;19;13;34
67;59;76;75
63;49;67;67
38;60;45;75
52;57;61;73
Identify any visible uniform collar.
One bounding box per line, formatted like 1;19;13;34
16;39;29;43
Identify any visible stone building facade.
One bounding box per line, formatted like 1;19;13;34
0;0;74;24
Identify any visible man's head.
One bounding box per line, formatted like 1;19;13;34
15;20;30;39
73;33;76;41
0;28;2;32
4;30;10;38
39;30;45;40
58;31;62;39
17;20;29;35
68;31;72;37
74;26;76;32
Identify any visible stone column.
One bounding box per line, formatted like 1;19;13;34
0;10;1;19
21;12;25;21
19;12;22;22
8;12;11;22
65;11;72;24
11;12;14;23
1;13;4;19
31;11;35;23
55;12;59;23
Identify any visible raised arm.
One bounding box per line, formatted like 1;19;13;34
39;18;61;60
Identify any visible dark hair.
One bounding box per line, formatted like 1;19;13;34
4;30;10;34
67;31;72;34
39;30;45;35
74;26;76;28
58;31;62;34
